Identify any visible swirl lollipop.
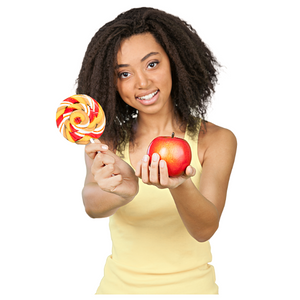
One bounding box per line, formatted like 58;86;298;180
56;94;105;144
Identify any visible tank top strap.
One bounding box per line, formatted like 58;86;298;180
184;119;203;174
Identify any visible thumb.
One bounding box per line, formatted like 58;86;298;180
185;165;196;177
90;138;109;151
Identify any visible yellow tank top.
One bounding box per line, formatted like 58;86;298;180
96;125;218;294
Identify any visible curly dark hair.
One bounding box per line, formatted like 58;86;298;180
76;7;220;154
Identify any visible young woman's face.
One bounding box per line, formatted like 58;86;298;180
116;33;172;115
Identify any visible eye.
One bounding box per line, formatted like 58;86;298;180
147;61;159;69
118;72;131;79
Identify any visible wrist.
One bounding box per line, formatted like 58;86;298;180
169;177;193;191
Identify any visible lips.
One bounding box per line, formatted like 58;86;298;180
136;90;159;105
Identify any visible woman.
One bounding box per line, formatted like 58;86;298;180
77;7;237;294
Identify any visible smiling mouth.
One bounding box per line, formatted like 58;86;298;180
137;90;158;101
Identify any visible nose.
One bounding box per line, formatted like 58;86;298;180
135;71;149;89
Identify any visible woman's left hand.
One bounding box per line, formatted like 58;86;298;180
135;153;196;189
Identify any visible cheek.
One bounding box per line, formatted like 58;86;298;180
159;71;172;94
116;82;134;105
117;82;128;98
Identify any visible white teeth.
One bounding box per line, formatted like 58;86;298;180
138;90;158;100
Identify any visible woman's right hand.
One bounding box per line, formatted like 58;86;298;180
85;140;139;202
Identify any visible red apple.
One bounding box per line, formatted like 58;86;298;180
147;132;192;177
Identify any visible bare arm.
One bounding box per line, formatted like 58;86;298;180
82;140;139;218
135;124;237;242
170;127;237;241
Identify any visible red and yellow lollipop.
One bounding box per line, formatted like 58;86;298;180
56;94;105;144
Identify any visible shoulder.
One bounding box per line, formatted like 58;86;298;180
198;121;237;166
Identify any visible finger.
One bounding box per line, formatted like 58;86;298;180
88;139;108;151
135;160;142;177
85;141;109;159
141;155;150;183
108;175;123;192
91;153;115;175
149;153;160;184
91;155;104;175
95;152;115;167
159;160;169;186
94;164;113;182
94;163;119;182
185;165;196;177
98;174;123;193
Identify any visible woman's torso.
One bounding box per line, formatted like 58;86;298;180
96;121;218;294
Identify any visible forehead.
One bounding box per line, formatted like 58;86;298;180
117;33;165;63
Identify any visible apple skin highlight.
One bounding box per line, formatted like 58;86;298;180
147;133;192;177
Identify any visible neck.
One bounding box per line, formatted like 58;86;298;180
136;109;184;138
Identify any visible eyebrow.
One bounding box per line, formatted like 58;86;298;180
115;52;159;69
141;51;159;62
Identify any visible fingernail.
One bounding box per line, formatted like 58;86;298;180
143;155;148;162
160;160;165;168
101;145;108;150
152;153;159;162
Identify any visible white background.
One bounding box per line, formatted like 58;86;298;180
1;1;299;299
